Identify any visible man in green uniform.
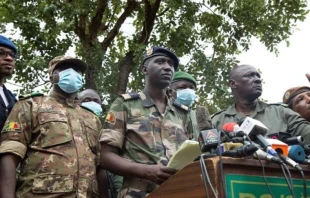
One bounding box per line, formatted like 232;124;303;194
0;56;102;197
212;64;310;143
99;47;192;198
169;71;212;140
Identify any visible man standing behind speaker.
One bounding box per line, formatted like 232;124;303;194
212;64;310;144
0;35;17;132
169;71;212;140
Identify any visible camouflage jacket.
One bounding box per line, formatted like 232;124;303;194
100;90;193;197
0;90;101;198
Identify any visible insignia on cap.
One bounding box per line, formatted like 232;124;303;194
146;48;153;56
285;92;290;100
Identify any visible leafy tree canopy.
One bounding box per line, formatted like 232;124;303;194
0;0;308;114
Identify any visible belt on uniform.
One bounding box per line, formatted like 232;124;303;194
123;177;158;193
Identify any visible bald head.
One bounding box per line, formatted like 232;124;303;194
229;64;262;101
78;89;101;104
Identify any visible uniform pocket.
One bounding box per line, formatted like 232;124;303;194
38;112;72;148
32;175;74;193
83;120;98;155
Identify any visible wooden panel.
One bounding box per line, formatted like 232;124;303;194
147;157;310;198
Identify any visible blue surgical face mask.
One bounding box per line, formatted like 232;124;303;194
57;68;83;93
175;88;197;107
81;101;103;116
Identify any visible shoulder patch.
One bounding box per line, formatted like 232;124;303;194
120;92;140;101
105;111;116;125
211;110;225;119
172;101;189;112
19;92;44;100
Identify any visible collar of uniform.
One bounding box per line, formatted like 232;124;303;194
224;100;267;116
141;90;156;107
49;89;79;108
140;90;174;112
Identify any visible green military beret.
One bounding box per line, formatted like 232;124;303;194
172;71;197;87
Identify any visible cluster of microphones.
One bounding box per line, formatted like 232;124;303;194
198;117;310;170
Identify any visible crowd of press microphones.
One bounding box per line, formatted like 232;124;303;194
196;115;309;198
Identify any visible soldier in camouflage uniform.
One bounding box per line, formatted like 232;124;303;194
99;47;193;198
211;64;310;144
0;56;101;198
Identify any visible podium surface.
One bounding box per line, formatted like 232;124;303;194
147;157;310;198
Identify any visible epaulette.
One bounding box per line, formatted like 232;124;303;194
120;92;140;101
18;92;44;100
268;103;289;108
172;101;189;112
211;110;225;118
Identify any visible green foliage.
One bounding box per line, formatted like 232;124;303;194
0;0;308;114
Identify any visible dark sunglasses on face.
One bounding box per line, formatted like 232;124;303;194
0;49;18;60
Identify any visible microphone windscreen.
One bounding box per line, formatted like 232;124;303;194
220;142;243;153
196;106;212;131
288;145;305;163
222;123;238;132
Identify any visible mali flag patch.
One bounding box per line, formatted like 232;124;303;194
105;112;116;125
3;122;21;132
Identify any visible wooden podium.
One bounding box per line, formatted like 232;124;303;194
147;157;310;198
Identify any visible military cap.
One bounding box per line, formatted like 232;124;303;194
172;71;197;87
143;46;179;71
0;35;17;54
48;56;88;76
283;86;310;108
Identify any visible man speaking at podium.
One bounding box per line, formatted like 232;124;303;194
99;47;193;198
212;64;310;144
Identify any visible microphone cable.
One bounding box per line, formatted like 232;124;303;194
218;131;226;198
199;154;218;198
245;135;275;198
280;163;295;198
299;169;307;198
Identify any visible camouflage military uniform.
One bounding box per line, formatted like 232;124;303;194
211;101;310;143
100;90;193;198
0;90;101;198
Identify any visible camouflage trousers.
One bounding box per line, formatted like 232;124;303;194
118;177;158;198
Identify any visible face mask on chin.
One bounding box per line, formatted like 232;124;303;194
175;88;197;107
81;101;103;116
56;68;83;93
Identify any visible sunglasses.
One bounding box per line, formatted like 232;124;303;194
0;49;18;60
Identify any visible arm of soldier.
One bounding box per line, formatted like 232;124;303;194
0;154;20;198
100;143;177;185
283;107;310;144
0;100;32;197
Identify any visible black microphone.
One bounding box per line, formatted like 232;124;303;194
268;132;304;145
198;129;220;153
221;144;258;157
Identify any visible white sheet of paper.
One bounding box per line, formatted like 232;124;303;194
167;140;202;170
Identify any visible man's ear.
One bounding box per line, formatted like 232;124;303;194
229;79;237;89
141;65;148;75
49;75;54;83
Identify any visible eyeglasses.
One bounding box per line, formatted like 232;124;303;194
0;50;18;60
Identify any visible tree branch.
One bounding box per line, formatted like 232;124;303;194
101;0;138;52
89;0;108;40
156;7;169;17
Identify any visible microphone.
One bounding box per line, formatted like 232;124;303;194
303;144;310;155
278;153;302;171
265;138;288;156
288;145;306;163
239;117;279;157
221;144;258;157
221;122;246;143
196;106;212;131
222;122;240;132
268;132;304;145
198;129;220;153
253;149;283;164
